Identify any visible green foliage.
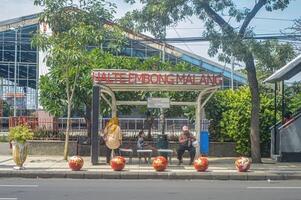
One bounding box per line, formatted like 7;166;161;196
33;129;65;140
9;125;34;143
253;40;296;81
206;87;278;155
286;83;301;113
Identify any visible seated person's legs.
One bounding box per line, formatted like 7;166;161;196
177;145;186;164
188;146;196;164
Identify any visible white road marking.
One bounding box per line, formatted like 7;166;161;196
247;187;301;189
0;198;18;200
0;185;38;188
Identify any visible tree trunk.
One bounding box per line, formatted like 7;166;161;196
244;53;261;163
63;102;72;160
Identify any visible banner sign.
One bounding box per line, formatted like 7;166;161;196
147;98;170;108
92;70;223;86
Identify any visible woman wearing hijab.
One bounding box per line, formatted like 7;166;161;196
103;117;122;164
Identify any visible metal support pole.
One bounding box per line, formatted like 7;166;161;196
160;108;165;134
274;82;278;155
91;85;100;165
195;92;202;157
13;29;17;117
281;80;285;123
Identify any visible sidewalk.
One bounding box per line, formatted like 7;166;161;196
1;155;301;180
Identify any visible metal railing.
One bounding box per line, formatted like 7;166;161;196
0;117;196;137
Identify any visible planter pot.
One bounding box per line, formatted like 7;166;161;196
110;156;126;171
235;157;251;172
12;141;28;170
152;156;168;172
68;156;84;171
194;156;209;172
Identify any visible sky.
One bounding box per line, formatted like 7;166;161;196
0;0;300;81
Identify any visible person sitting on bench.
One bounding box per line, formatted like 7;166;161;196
177;126;196;165
137;130;150;163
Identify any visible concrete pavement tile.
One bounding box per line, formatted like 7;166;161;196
120;171;139;179
229;172;248;180
0;170;13;178
247;172;267;180
169;172;194;180
265;173;284;180
138;171;158;179
83;171;103;179
285;174;301;180
102;171;121;179
190;172;212;180
211;172;230;180
66;171;85;179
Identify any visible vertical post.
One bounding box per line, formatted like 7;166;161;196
274;82;278;155
13;29;17;117
281;80;285;123
231;55;234;90
91;85;100;165
195;92;202;156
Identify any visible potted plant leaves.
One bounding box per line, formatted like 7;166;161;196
8;125;33;169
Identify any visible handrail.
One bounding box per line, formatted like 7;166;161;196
278;112;301;130
269;108;301;130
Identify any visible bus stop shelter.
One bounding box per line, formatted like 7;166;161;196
265;54;301;161
90;69;223;164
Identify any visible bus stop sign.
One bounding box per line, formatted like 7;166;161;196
147;98;170;109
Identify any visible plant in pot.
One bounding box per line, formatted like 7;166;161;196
9;125;33;170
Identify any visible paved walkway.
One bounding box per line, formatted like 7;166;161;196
1;155;301;180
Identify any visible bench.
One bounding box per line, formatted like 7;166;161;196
157;149;174;164
119;148;133;164
137;149;153;165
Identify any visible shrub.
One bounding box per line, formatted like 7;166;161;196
9;125;34;144
206;86;278;155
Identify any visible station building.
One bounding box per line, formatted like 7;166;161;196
0;13;246;118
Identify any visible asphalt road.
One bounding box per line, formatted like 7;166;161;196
0;179;301;200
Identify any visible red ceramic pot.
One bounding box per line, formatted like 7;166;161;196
152;156;168;172
68;156;84;171
235;157;251;172
117;156;126;164
193;157;209;172
110;156;126;171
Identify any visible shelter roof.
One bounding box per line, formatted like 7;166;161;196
265;54;301;83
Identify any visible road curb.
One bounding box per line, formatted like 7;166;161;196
0;170;301;180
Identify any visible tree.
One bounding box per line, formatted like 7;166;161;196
33;0;124;160
123;0;292;162
289;18;301;52
253;40;296;81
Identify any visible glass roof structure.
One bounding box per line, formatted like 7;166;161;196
0;13;247;116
